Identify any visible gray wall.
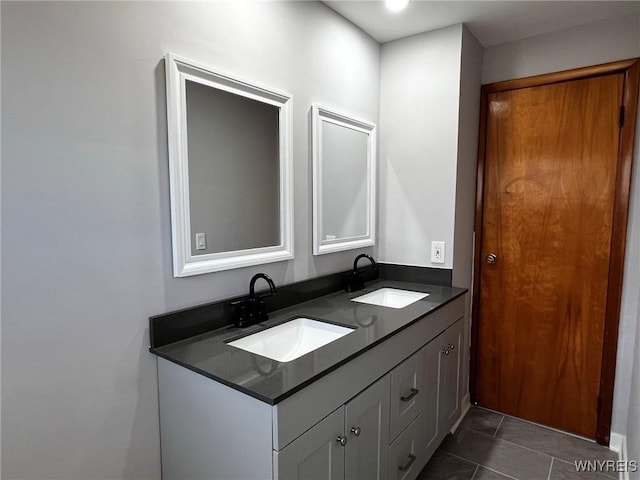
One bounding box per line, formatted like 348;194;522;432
0;2;380;479
379;24;483;406
379;25;463;270
186;81;280;254
481;12;640;453
452;27;483;403
321;121;369;240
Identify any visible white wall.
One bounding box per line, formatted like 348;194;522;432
622;113;640;470
628;296;640;480
0;2;380;479
379;25;463;269
482;13;640;450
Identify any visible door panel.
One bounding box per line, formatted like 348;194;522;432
438;319;462;436
274;407;345;480
389;350;423;440
476;73;624;438
421;337;441;460
345;375;390;480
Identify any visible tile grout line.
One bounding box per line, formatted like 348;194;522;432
470;464;480;480
494;415;505;437
475;406;602;445
478;465;521;480
456;426;557;459
547;457;554;480
439;448;519;480
463;419;614;466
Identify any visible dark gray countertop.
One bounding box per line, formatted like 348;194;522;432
150;279;466;405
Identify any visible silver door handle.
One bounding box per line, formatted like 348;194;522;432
486;253;497;264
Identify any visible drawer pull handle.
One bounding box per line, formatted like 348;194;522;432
400;388;419;402
336;435;347;447
350;426;361;437
398;454;417;472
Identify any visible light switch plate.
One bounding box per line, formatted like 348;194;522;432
195;232;206;251
431;241;445;264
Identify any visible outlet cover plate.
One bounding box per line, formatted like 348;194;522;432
431;241;445;264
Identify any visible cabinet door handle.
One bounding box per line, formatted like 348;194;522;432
336;435;348;447
441;349;450;355
400;388;419;402
350;426;361;437
448;343;455;350
398;454;417;472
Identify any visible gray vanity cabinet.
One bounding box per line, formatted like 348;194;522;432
274;374;391;480
156;294;466;480
273;407;345;479
420;335;442;460
345;374;391;479
388;413;424;480
418;318;464;463
389;350;423;440
437;319;463;436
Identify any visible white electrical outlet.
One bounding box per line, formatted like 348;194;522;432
431;241;445;264
195;232;206;251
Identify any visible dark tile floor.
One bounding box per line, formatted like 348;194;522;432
417;407;618;480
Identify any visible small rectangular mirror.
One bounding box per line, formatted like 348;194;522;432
312;104;377;255
166;53;293;276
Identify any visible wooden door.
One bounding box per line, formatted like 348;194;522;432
475;72;626;439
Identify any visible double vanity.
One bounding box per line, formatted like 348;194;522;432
151;278;467;480
157;51;468;480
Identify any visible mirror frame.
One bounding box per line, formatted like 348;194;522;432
312;104;377;255
165;53;294;276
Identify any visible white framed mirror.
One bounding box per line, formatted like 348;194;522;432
165;53;293;276
312;104;377;255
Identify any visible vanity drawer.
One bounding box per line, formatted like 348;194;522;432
388;414;424;480
389;349;423;440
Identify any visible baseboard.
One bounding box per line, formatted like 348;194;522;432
609;432;628;480
451;393;471;433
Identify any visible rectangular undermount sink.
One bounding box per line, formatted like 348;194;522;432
351;287;429;309
227;318;354;362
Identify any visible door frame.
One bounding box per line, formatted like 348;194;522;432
470;58;640;445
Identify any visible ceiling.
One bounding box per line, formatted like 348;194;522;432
323;1;640;46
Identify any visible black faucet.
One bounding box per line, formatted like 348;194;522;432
344;254;378;292
230;273;277;328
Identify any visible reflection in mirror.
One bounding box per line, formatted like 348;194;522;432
185;80;280;255
165;53;293;276
312;105;376;255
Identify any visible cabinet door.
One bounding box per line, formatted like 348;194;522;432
389;350;423;440
345;375;390;480
274;407;345;480
420;335;442;460
388;414;424;480
438;319;463;436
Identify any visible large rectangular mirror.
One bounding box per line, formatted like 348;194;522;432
312;105;376;255
165;53;293;276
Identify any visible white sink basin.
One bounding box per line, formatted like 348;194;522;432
351;288;428;309
227;318;354;362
